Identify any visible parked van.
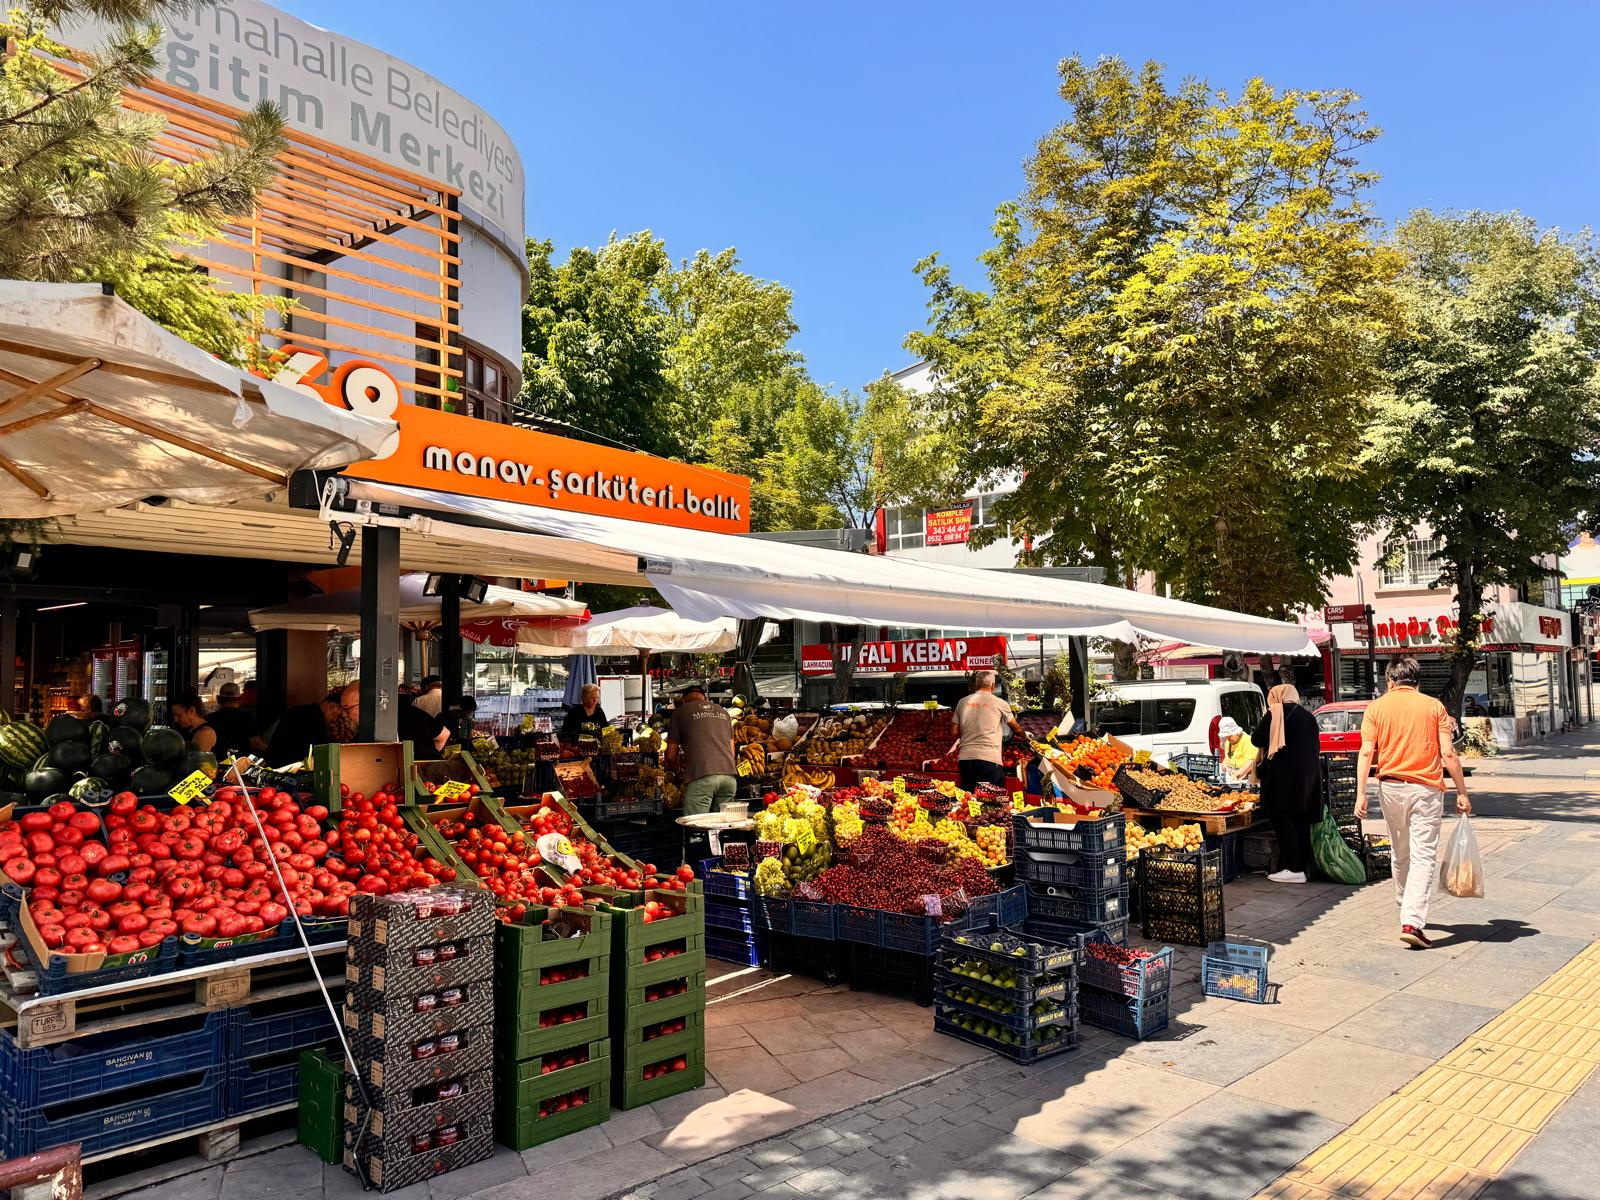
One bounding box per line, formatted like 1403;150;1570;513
1089;679;1266;760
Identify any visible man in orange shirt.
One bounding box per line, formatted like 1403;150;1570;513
1355;657;1471;948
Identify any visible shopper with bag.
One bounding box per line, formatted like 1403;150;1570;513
1355;657;1472;949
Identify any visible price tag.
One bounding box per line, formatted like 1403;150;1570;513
794;824;816;855
168;771;212;805
431;780;471;804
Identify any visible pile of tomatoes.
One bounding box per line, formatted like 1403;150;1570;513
333;787;454;895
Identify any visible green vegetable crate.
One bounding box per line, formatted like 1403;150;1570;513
494;906;615;1146
603;890;708;1109
297;1048;345;1165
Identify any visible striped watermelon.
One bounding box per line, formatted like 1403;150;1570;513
0;721;47;771
89;720;106;753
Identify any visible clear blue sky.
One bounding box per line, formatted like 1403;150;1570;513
280;0;1598;393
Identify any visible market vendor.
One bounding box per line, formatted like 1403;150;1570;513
170;691;217;754
953;670;1025;791
668;681;737;815
1217;716;1257;781
561;684;608;742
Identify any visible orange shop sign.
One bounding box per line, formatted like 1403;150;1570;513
271;349;750;534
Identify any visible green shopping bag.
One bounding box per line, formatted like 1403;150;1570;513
1311;804;1367;885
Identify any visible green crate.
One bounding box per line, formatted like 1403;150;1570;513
616;1024;704;1082
497;989;611;1061
614;1044;705;1111
498;958;609;1016
604;892;706;957
616;970;706;1024
614;944;706;992
497;905;612;992
495;1072;610;1151
620;930;705;969
620;1011;704;1049
312;741;416;810
496;1038;610;1105
297;1049;344;1164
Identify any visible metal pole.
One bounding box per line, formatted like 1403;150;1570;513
359;527;400;741
0;594;15;718
1068;635;1088;726
1365;603;1377;699
439;574;463;703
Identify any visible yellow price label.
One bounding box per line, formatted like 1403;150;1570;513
431;780;472;804
168;770;212;805
794;824;816;855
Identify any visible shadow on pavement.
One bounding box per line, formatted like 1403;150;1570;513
1428;918;1539;947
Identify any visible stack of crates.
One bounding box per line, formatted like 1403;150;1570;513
297;1048;345;1164
607;888;707;1109
1137;848;1225;947
933;919;1080;1064
1322;753;1370;874
1012;808;1129;946
1078;929;1173;1040
342;887;496;1193
493;905;613;1150
700;857;765;966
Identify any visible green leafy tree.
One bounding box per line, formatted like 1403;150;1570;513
1366;210;1600;717
910;56;1400;619
0;0;286;363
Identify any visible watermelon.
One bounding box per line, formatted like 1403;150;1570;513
89;752;131;786
142;726;187;769
45;714;88;747
179;750;219;781
102;726;145;765
48;739;92;774
88;720;107;753
112;696;153;731
68;776;113;805
129;764;173;795
24;767;68;800
0;721;47;771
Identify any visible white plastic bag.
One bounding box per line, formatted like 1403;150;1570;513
772;714;800;742
1439;813;1485;898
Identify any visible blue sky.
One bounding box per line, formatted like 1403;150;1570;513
280;1;1598;393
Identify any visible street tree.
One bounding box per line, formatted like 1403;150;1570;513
910;55;1399;622
0;0;286;363
1367;210;1600;718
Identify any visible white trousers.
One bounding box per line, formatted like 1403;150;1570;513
1379;780;1445;930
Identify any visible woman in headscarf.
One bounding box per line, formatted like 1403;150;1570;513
1250;683;1322;884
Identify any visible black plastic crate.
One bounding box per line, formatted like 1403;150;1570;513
933;1014;1080;1065
1080;985;1170;1040
1023;913;1130;950
1013;810;1124;855
934;978;1077;1034
768;931;843;983
1019;880;1128;925
935;948;1075;1006
846;943;935;1006
1016;849;1123;892
1078;933;1173;1001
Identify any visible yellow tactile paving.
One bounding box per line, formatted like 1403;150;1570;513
1255;937;1600;1199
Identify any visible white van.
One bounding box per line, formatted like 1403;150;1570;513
1088;680;1266;760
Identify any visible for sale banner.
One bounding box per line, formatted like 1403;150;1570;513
800;636;1008;676
924;502;974;546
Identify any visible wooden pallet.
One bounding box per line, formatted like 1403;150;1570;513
81;1104;299;1200
1123;805;1257;836
0;942;347;1049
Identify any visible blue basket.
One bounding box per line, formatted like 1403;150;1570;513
0;1067;227;1158
1077;931;1173;1000
232;996;339;1059
705;929;766;967
1013;810;1124;855
835;904;885;947
790;899;835;940
704;902;758;935
1016;849;1123;892
1201;937;1272;1004
699;859;755;903
230;1053;301;1116
964;884;1028;929
1020;880;1128;925
175;914;346;971
1214;832;1245;884
934;978;1078;1034
1080;985;1170;1040
882;911;941;956
933;1014;1080;1065
754;895;793;934
0;1011;227;1109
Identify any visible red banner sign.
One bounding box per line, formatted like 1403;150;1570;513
924;503;974;546
800;636;1008;676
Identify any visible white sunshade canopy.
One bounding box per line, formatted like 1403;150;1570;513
516;605;775;656
344;482;1318;655
0;282;398;518
248;572;587;633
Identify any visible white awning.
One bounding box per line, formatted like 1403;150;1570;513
343;481;1318;655
248;572;587;633
515;606;776;656
0;282;397;518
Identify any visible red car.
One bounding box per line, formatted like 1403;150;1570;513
1314;701;1369;754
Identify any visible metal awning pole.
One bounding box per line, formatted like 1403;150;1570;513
359;527;400;741
440;574;463;704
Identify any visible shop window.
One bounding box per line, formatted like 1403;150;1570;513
414;327;516;425
1382;536;1444;587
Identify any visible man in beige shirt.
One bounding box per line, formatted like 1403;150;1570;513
952;670;1024;791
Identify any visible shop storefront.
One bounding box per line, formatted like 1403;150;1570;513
1329;600;1573;743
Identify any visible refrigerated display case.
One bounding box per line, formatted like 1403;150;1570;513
142;647;169;716
90;640;141;705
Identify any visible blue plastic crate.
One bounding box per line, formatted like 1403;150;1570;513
1078;931;1173;1000
175;914;346;971
2;884;181;996
933;1014;1080;1065
959;884;1027;929
754;895;793;934
699;858;756;902
1015;848;1123;892
0;1067;227;1157
230;1053;301;1115
1080;985;1170;1040
1214;832;1245;884
835;904;885;947
705;929;766;967
704;902;758;935
1013;810;1125;855
1020;880;1128;925
790;899;835;940
882;911;943;956
0;1011;227;1109
1201;937;1272;1004
232;996;339;1059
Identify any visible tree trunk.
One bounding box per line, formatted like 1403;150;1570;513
1441;558;1480;722
828;625;866;706
1111;640;1138;681
1260;653;1283;690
